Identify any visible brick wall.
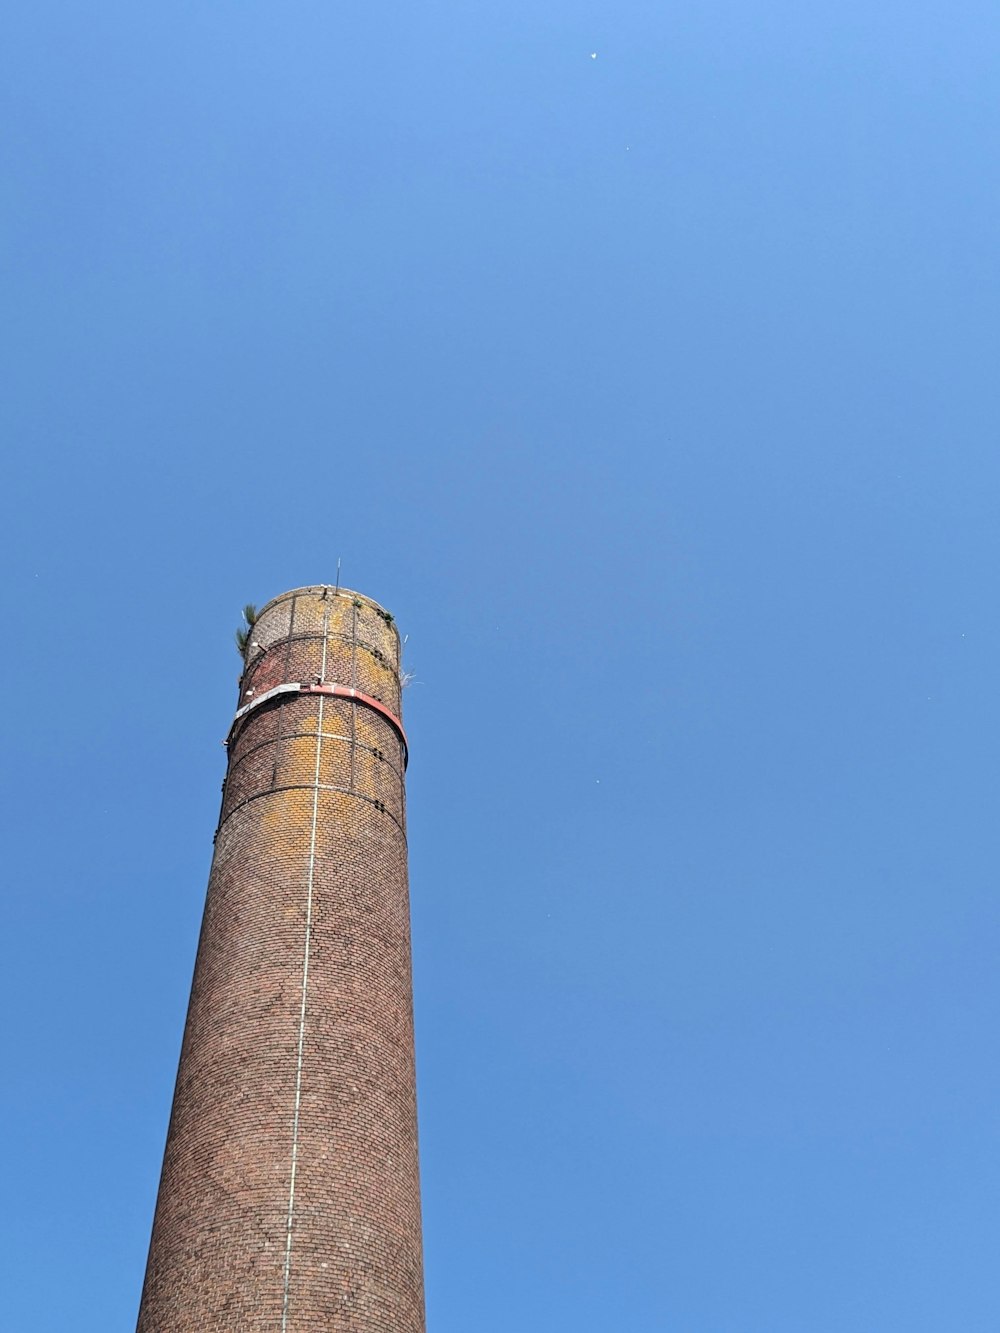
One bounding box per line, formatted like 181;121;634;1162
137;586;425;1332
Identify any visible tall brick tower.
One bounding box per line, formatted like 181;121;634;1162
137;585;424;1333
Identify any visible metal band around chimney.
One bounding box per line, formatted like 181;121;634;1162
227;681;409;768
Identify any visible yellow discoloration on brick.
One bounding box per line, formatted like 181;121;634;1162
260;787;313;836
278;733;319;787
320;788;366;832
318;739;350;789
361;654;398;697
352;747;378;793
297;708;321;736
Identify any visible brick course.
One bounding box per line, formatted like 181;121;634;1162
137;586;425;1333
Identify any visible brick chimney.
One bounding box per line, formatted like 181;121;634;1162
137;586;424;1332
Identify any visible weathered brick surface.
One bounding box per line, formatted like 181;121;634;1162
137;587;424;1333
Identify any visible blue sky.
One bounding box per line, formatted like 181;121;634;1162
3;2;1000;1328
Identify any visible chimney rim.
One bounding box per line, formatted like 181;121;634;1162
255;585;399;633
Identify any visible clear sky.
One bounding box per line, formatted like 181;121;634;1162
3;2;1000;1329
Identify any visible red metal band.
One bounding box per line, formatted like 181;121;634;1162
227;681;409;768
